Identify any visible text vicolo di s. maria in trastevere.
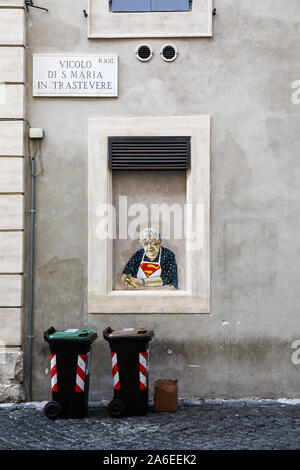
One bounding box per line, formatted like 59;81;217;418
33;54;118;97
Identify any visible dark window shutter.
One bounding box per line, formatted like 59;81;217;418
150;0;190;11
109;137;191;170
111;0;151;12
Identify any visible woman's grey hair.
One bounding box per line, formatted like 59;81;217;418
139;228;161;246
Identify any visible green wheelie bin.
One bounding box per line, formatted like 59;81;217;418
44;327;97;419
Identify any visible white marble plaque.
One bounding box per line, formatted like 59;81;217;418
33;54;118;97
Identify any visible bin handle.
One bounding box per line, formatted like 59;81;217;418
43;326;56;341
104;327;113;335
46;326;56;335
79;330;89;337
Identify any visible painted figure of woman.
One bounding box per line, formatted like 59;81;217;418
121;228;178;289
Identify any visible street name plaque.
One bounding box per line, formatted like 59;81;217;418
33;54;118;97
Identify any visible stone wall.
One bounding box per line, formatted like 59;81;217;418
0;0;25;402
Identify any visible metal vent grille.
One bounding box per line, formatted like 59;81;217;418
109;137;191;170
160;44;178;62
136;44;153;61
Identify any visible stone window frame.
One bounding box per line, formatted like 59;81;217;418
88;115;210;314
88;0;213;39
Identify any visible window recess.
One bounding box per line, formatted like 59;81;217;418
111;0;190;12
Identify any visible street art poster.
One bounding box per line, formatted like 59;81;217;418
121;228;178;289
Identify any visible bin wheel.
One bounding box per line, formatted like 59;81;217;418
107;399;126;418
44;401;63;420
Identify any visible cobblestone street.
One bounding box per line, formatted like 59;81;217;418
0;401;300;450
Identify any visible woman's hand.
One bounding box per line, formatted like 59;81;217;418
121;274;143;289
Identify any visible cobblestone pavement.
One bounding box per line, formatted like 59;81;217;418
0;402;300;450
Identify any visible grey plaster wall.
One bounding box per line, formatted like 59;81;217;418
24;0;300;400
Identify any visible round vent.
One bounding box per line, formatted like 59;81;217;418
135;44;153;62
160;44;178;62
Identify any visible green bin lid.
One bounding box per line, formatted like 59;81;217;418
44;327;97;344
